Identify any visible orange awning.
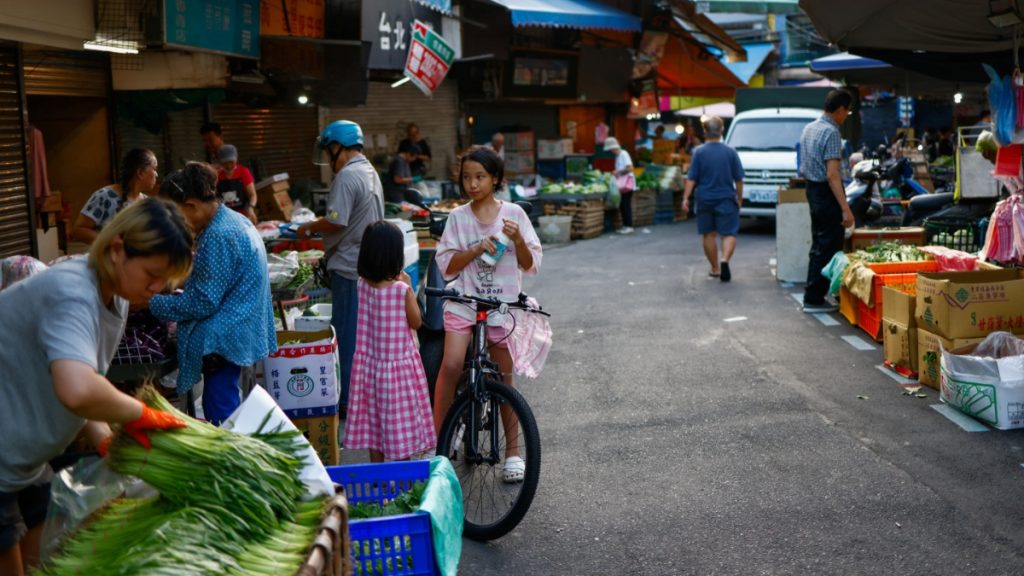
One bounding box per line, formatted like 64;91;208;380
656;33;746;98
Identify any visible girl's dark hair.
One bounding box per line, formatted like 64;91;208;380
459;145;505;195
120;148;156;199
160;161;218;204
357;221;405;283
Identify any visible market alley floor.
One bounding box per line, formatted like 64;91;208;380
348;219;1024;575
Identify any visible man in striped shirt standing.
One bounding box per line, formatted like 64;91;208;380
799;90;855;313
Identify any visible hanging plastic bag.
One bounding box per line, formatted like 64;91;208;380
40;457;131;561
983;64;1016;146
606;172;621;209
267;251;300;290
994;144;1023;176
821;251;850;298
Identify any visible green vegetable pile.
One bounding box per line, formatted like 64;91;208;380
287;262;314;290
635;172;660;191
36;386;325;576
539;169;615;197
852;242;925;263
348;481;426;520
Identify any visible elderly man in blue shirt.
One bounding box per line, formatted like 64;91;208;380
799;90;856;313
151;162;277;424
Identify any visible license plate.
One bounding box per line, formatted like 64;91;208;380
746;187;777;204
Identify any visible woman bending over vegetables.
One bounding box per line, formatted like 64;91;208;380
151;162;277;424
0;198;193;576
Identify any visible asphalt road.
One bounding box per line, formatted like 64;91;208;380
450;218;1024;576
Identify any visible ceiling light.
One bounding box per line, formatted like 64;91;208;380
954;92;964;104
297;95;309;105
675;123;685;135
83;41;138;55
391;77;410;88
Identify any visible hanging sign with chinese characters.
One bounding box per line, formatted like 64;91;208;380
403;20;454;96
362;0;442;70
164;0;260;58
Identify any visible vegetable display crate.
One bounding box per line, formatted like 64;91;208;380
327;461;438;576
610;190;657;229
632;189;657;227
299;495;353;576
857;272;922;341
839;287;859;326
543;198;606;240
923;216;981;253
305;287;333;309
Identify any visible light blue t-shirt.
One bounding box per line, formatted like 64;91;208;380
0;257;128;491
687;141;745;201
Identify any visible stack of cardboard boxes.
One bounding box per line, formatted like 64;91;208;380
912;270;1024;389
256;173;294;222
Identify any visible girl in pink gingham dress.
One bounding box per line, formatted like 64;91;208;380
344;221;436;462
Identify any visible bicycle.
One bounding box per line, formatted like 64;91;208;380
424;286;549;540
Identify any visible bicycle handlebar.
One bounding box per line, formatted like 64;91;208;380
424;287;550;316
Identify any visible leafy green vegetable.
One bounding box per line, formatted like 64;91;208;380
349;481;427;519
851;242;925;263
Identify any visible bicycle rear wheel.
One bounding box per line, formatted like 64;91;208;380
436;378;540;540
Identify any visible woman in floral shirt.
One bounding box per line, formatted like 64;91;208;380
70;149;158;244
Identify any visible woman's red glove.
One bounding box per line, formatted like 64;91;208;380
122;405;187;449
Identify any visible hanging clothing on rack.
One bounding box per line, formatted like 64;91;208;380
28;125;51;202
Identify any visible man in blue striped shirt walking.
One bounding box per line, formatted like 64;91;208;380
799;90;856;313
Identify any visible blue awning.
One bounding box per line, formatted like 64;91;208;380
720;42;774;82
487;0;642;32
810;52;891;73
412;0;453;15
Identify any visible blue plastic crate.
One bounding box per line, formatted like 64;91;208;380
327;461;437;576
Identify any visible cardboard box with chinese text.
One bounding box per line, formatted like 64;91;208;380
291;414;340;465
915;270;1024;339
262;328;340;418
916;328;986;389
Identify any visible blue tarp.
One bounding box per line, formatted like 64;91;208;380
488;0;642;32
721;42;775;82
810;51;891;72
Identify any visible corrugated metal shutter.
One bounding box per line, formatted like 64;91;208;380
0;46;33;258
211;103;321;184
165;107;208;170
22;47;108;97
115;115;168;173
323;81;459;180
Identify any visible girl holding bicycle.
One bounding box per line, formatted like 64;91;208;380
434;146;542;483
344;221;436;462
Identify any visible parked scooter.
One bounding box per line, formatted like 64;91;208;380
846;145;934;227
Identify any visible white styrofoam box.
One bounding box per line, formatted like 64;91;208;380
294;304;332;332
404;243;419;269
538;215;572;244
386;218;418;248
776;191;812;283
262;328;340;418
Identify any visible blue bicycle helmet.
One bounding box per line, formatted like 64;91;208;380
318;120;363;149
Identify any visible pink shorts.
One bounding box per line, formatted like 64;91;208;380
443;312;508;348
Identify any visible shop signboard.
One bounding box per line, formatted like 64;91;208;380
261;0;324;38
403;20;454;96
363;0;442;70
164;0;260;59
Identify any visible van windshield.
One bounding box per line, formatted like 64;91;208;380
727;118;814;151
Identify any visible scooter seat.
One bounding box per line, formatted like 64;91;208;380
907;192;954;211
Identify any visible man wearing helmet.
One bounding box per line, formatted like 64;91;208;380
298;120;384;415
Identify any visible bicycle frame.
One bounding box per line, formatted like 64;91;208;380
466;306;504;466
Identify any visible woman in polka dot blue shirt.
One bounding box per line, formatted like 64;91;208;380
150;162;277;424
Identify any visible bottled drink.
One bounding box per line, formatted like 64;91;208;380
480;231;510;266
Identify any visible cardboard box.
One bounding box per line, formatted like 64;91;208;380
294;304;332;332
292;414;340;465
916;328;987;389
262;328;340;418
537;138;574;160
916;270;1024;339
258;189;293;222
881;285;916;327
940;334;1024;430
849;226;926;250
256;172;290;191
883;319;918;373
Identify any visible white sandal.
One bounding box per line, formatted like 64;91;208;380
502;456;525;483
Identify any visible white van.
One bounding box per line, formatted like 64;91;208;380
724;107;821;217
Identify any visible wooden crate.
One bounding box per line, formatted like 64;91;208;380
632;189;657;227
543;198;606;239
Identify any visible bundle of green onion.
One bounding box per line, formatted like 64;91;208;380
35;385;329;576
106;386;307;536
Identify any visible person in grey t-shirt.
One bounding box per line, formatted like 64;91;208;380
298;120;384;414
0;198;193;575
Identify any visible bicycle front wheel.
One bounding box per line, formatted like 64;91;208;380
437;378;540;540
